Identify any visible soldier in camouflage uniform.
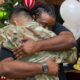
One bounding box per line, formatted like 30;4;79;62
0;7;77;80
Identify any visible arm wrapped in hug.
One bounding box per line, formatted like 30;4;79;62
0;22;77;80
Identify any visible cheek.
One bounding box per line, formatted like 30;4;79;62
48;17;56;25
35;20;46;28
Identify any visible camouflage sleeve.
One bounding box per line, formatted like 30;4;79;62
26;21;56;38
0;25;12;46
0;28;5;46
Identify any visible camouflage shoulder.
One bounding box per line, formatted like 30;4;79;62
27;21;40;28
3;24;15;28
1;24;15;31
30;21;40;26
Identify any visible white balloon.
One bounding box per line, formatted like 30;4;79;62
60;0;80;25
63;22;80;40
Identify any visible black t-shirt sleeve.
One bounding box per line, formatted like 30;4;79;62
52;22;70;35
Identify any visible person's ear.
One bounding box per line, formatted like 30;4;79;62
13;20;17;25
13;20;21;26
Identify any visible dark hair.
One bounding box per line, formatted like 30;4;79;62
31;3;56;18
9;6;31;20
9;6;33;25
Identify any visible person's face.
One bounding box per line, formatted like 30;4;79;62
34;12;56;30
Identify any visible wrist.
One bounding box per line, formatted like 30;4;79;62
36;40;43;51
42;64;49;74
35;63;49;74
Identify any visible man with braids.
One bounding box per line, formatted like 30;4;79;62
14;3;77;59
0;6;77;80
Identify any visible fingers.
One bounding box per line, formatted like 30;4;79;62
17;55;26;60
13;46;22;52
14;51;27;59
13;46;23;55
13;45;27;59
19;37;32;41
13;49;23;55
15;52;24;58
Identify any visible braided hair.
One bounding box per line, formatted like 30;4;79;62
31;3;56;18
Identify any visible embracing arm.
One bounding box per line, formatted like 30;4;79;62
14;31;76;58
37;31;76;51
0;58;58;79
0;60;42;78
37;23;76;51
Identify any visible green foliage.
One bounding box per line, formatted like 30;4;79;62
0;0;22;18
0;0;22;27
0;21;6;27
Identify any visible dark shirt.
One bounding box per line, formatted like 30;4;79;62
53;22;69;35
0;47;15;60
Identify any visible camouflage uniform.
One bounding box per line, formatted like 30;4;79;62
0;21;77;80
